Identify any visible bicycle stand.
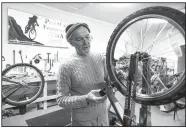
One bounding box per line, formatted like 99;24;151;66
139;52;151;126
123;53;139;126
103;52;152;126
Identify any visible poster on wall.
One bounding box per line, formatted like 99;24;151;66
8;8;69;48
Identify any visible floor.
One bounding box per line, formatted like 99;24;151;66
2;103;62;126
111;92;185;126
1;92;185;126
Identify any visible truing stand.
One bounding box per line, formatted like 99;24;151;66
123;52;139;126
100;52;152;126
139;52;151;126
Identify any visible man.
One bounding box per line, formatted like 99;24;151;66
56;23;109;126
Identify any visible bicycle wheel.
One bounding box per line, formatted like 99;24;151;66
2;63;45;106
29;28;37;40
106;6;185;105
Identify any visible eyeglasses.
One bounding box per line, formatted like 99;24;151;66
70;34;93;45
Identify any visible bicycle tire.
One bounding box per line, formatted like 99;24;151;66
25;25;29;33
29;28;36;40
2;63;45;106
106;6;185;105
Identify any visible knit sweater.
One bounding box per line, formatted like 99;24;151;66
56;52;108;123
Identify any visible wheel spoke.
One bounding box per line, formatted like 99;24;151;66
151;49;175;56
142;20;152;51
28;86;40;93
138;67;153;93
125;43;128;53
137;28;143;51
123;40;140;51
144;60;168;90
142;27;179;56
154;26;175;44
2;84;15;90
3;85;23;100
145;22;168;53
118;49;126;55
18;86;39;101
144;24;160;52
18;89;29;100
156;75;168;89
126;31;135;53
143;19;151;38
3;85;21;94
141;61;156;76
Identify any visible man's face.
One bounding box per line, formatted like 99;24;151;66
69;26;92;56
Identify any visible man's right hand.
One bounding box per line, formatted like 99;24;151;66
85;89;107;104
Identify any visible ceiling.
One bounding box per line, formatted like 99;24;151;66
39;3;185;25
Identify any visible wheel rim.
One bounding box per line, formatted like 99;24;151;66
108;14;185;100
2;65;44;105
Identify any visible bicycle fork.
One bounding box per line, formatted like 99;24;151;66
123;53;139;126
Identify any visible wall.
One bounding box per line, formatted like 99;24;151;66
2;3;116;71
2;3;184;72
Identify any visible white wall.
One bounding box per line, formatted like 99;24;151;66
2;3;116;71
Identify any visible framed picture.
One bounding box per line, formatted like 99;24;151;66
8;8;69;48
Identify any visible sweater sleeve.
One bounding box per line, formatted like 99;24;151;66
56;64;89;109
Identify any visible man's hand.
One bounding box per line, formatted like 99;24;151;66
85;89;107;103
